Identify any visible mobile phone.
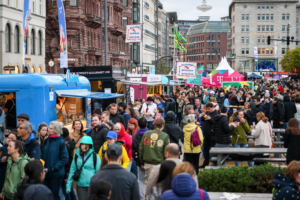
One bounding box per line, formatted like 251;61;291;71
234;117;240;122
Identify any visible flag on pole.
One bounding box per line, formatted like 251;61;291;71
174;26;187;44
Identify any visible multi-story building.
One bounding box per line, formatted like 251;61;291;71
158;9;169;59
178;20;203;37
296;4;300;44
229;0;297;73
46;0;131;74
186;21;230;70
0;0;46;74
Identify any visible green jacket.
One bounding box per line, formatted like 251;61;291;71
66;136;101;192
179;115;188;130
139;129;169;165
231;120;250;145
2;153;30;200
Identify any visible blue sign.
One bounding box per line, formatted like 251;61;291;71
66;69;79;83
186;65;204;85
22;0;30;68
57;0;68;68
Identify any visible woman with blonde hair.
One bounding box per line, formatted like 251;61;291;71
250;112;272;147
69;120;86;150
161;162;210;200
37;123;48;147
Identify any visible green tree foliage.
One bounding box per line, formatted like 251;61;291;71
280;47;300;73
155;60;172;75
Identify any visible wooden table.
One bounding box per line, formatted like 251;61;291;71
210;147;287;166
207;192;272;200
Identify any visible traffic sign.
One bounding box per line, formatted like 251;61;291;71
293;67;298;73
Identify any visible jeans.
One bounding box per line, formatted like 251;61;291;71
147;121;153;129
284;122;289;129
232;144;253;167
127;161;132;172
131;159;138;178
61;174;76;200
137;166;145;200
202;137;214;166
44;176;64;200
177;113;182;125
184;153;200;174
77;186;88;200
298;120;300;127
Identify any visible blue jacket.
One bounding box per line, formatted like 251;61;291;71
0;107;4;143
121;111;130;130
66;136;101;192
273;172;300;200
161;173;210;200
41;136;69;179
157;103;165;118
23;133;41;160
0;145;8;193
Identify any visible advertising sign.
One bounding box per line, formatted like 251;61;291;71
86;98;92;129
149;65;155;74
211;70;229;86
186;65;204;85
57;0;68;68
254;47;258;62
274;42;277;60
176;62;197;79
148;75;162;82
22;0;30;68
126;25;142;43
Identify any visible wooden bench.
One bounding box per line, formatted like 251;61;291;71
210;147;287;166
207;192;272;200
210;157;286;163
248;141;284;145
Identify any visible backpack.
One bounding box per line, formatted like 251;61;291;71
229;94;236;105
75;151;97;170
17;157;33;171
190;126;202;150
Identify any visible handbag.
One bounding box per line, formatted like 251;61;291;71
72;153;92;181
190;126;202;150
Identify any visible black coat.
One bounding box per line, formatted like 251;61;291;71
162;111;184;144
201;110;218;138
64;139;75;178
132;134;142;167
109;113;125;127
284;129;300;164
229;94;239;106
15;184;54;200
87;124;109;153
283;96;297;123
251;103;266;120
212;114;235;144
270;100;285;122
88;164;139;200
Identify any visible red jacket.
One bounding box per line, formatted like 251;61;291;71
279;85;284;93
116;122;132;161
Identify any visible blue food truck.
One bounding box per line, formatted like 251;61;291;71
0;70;123;132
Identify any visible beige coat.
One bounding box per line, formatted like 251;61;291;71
251;120;272;147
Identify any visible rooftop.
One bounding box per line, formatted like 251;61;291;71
187;21;230;36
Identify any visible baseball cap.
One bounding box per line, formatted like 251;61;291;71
106;131;117;139
17;113;29;120
265;92;270;97
107;143;122;157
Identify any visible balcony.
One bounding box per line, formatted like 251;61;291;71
110;24;125;36
113;0;124;12
145;29;157;38
85;14;101;29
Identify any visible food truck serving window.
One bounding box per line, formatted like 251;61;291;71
55;89;124;99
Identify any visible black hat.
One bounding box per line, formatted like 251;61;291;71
61;128;69;138
147;97;154;102
17;113;29;121
107;144;122;157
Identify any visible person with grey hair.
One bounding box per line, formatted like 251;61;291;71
17;121;41;160
183;114;204;174
41;121;68;200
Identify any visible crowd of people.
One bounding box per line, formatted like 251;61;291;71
1;79;300;199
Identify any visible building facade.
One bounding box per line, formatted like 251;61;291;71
229;0;297;73
46;0;131;74
186;21;230;70
0;0;46;74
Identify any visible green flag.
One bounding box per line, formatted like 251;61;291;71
174;26;187;44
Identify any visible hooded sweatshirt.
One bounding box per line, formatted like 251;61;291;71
161;173;210;200
132;128;148;167
23;133;41;160
66;136;101;193
1;153;30;200
116;123;132;161
163;111;184;144
283;95;297;122
273;172;300;200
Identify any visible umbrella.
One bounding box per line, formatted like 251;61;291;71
239;82;250;86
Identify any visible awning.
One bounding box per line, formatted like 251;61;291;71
55;89;124;99
118;80;163;86
0;89;19;93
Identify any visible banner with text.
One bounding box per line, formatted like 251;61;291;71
186;65;204;85
22;0;30;68
57;0;68;68
126;25;142;43
176;62;197;79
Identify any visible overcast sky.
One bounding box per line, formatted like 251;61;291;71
160;0;232;21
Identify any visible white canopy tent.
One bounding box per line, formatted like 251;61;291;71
215;57;235;75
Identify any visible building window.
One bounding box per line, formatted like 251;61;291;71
31;66;36;73
270;48;274;54
266;4;269;9
270;4;273;9
262;38;265;43
257;4;260;9
266;48;269;54
38;31;42;55
242;25;245;31
39;0;42;14
32;0;35;13
70;0;77;6
297;29;299;35
282;25;286;31
246;48;249;54
266;25;269;31
5;24;10;52
242;14;245;20
262;48;265;54
257;14;261;20
123;0;127;6
123;17;128;28
246;25;249;31
244;5;247;8
14;26;19;53
282;14;285;20
297;18;299;24
287;14;290;20
31;29;35;55
266;14;269;20
258;38;260;43
206;54;210;60
38;66;42;73
282;37;286;43
262;4;265;9
271;25;274;32
258;48;261;54
284;4;287;8
242;37;245;43
257;25;261;32
282;48;286;54
102;6;109;21
270;14;274;20
212;54;216;60
246;14;249;20
262;25;265;32
241;48;245;55
262;14;265;20
246;37;249;43
297;10;299;14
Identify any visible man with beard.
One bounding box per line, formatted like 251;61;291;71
118;102;130;129
109;103;125;127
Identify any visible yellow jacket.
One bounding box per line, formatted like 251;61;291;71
98;141;130;169
183;122;204;153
